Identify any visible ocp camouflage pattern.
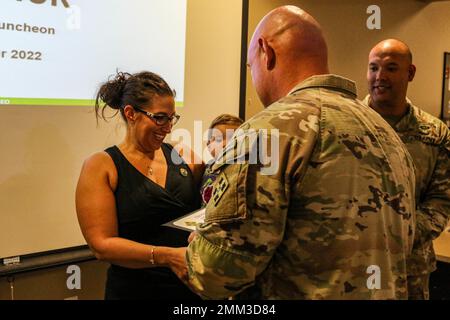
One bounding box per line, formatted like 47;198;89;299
187;75;416;300
364;96;450;298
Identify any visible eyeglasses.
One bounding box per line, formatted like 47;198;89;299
134;107;180;126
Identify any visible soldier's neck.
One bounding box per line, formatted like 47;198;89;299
370;100;409;117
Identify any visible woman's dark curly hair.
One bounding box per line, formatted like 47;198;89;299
95;71;175;122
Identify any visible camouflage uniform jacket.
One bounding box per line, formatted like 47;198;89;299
363;96;450;275
187;75;416;300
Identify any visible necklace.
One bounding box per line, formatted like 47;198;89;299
138;150;155;177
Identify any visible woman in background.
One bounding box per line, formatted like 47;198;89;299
76;71;203;300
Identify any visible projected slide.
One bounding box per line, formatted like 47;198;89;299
0;0;187;106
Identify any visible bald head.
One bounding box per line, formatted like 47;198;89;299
370;39;413;64
248;6;329;107
367;39;416;116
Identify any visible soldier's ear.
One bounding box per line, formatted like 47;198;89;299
408;64;416;82
258;38;275;71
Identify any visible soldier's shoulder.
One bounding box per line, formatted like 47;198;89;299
245;93;322;135
413;106;446;130
273;90;322;114
412;106;450;147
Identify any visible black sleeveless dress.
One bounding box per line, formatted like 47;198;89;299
103;143;201;300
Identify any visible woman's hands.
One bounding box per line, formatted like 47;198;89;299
165;247;189;283
160;233;199;290
188;231;198;244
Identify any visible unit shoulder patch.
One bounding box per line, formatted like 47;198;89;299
212;173;229;206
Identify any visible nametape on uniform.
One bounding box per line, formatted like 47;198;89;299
212;173;229;206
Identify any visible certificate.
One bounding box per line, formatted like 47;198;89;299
162;208;205;232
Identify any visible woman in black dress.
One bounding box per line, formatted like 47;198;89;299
76;71;204;299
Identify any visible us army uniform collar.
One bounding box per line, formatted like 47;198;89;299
211;75;358;171
389;102;416;133
288;74;357;98
363;95;446;145
362;94;411;129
